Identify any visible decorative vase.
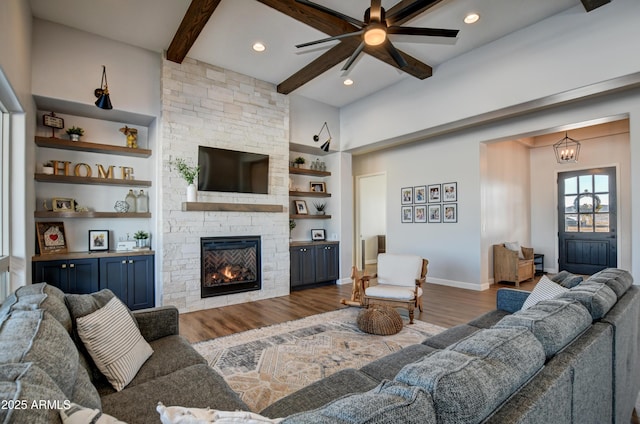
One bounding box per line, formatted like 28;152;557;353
187;184;197;202
136;238;148;248
316;211;326;215
70;134;80;142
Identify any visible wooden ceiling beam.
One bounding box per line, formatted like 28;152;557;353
386;0;446;26
580;0;611;12
256;0;359;36
166;0;223;63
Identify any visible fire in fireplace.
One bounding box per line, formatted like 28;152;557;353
201;236;261;298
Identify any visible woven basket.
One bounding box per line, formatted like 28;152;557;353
357;305;403;335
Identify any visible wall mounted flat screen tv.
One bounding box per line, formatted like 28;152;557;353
197;146;269;194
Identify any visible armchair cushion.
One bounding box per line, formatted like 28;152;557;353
377;254;423;287
504;241;525;259
365;285;423;301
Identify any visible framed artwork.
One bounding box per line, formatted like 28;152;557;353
36;222;68;255
52;197;75;212
310;182;326;193
414;205;427;223
414;186;426;204
428;184;441;203
443;182;458;202
401;187;413;205
294;200;308;215
311;229;326;241
401;206;413;223
88;230;109;251
443;203;457;223
428;204;442;223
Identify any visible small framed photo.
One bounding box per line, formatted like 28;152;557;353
294;200;309;215
414;205;427;223
428;184;441;203
311;229;326;241
401;187;413;205
88;230;109;251
36;222;68;255
443;203;457;223
428;204;442;223
310;182;326;193
401;206;413;223
414;186;426;204
443;182;457;202
52;198;75;212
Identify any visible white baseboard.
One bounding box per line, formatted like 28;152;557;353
427;277;490;291
337;277;352;285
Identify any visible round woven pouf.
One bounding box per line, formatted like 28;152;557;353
357;305;403;335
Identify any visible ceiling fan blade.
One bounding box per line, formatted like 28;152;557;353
384;40;408;68
296;30;364;48
342;41;366;71
386;0;443;25
369;0;383;21
295;0;364;27
387;26;459;38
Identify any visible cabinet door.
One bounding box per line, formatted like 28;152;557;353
33;260;70;291
127;255;155;310
68;259;99;294
99;256;128;303
315;244;339;283
290;246;315;288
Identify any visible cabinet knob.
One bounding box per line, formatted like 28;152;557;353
122;260;127;264
128;260;134;264
61;264;66;269
69;263;75;268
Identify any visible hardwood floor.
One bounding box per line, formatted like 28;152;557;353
179;278;541;343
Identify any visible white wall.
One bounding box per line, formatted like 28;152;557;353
358;174;386;265
289;95;340;151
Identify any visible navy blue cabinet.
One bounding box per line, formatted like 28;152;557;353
33;259;99;294
99;255;155;310
290;242;339;289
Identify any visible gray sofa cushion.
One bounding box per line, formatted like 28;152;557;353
550;271;583;289
101;363;248;424
0;283;72;333
282;380;436;424
558;281;617;319
586;268;633;299
494;299;592;358
396;328;545;424
261;369;379;419
467;309;510;329
422;324;480;349
360;344;437;382
70;363;101;409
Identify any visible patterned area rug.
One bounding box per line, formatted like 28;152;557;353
193;308;445;412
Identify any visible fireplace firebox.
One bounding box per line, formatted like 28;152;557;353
201;236;261;298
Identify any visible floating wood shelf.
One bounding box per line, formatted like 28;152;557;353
290;214;332;219
34;211;151;219
289;190;331;198
34;173;152;187
182;202;284;213
35;136;152;158
289;167;331;177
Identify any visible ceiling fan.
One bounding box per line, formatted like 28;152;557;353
295;0;459;72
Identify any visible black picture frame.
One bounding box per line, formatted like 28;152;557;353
428;204;442;223
401;187;413;205
311;229;326;241
443;203;458;223
443;182;458;202
401;206;413;223
414;205;427;223
414;185;426;204
428;184;441;203
88;230;109;251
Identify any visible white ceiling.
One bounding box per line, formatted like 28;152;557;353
30;0;581;108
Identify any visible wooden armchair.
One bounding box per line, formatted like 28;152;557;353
493;243;535;287
360;254;428;324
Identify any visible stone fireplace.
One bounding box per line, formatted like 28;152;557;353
201;236;261;298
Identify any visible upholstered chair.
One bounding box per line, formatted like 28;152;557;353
493;243;535;287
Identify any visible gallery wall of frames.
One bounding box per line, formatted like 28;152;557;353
401;182;457;223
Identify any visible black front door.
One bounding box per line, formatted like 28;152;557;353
558;167;617;274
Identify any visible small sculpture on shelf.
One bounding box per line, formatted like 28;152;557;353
313;202;327;215
65;126;84;142
119;126;138;149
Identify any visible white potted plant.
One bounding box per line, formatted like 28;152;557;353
171;157;200;202
133;230;149;248
66;126;85;142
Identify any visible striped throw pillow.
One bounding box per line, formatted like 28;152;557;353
521;275;568;310
76;297;153;391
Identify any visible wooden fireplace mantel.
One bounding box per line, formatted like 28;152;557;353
181;202;284;213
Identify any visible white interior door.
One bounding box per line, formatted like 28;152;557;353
356;173;386;271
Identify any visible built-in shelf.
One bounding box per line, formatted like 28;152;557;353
34;173;152;187
289;167;331;177
35;136;152;158
289;190;331;198
182;202;284;213
290;214;332;219
32;250;155;262
34;211;151;219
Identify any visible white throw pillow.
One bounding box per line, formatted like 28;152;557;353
76;297;153;391
60;403;126;423
521;275;569;310
157;402;284;424
504;241;525;259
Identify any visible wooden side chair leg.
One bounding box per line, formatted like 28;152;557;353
408;305;415;324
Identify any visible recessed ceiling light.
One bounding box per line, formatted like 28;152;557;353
343;79;354;86
464;13;480;24
252;42;266;52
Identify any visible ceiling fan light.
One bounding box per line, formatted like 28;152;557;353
464;13;480;24
364;26;386;46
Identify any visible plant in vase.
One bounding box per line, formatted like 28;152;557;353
41;162;54;175
66;126;85;142
293;157;305;168
313;202;327;215
171;157;200;202
289;219;296;242
133;230;149;248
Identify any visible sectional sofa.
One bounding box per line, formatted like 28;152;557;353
0;268;637;423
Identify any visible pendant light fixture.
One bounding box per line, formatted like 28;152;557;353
94;65;113;110
553;132;581;164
